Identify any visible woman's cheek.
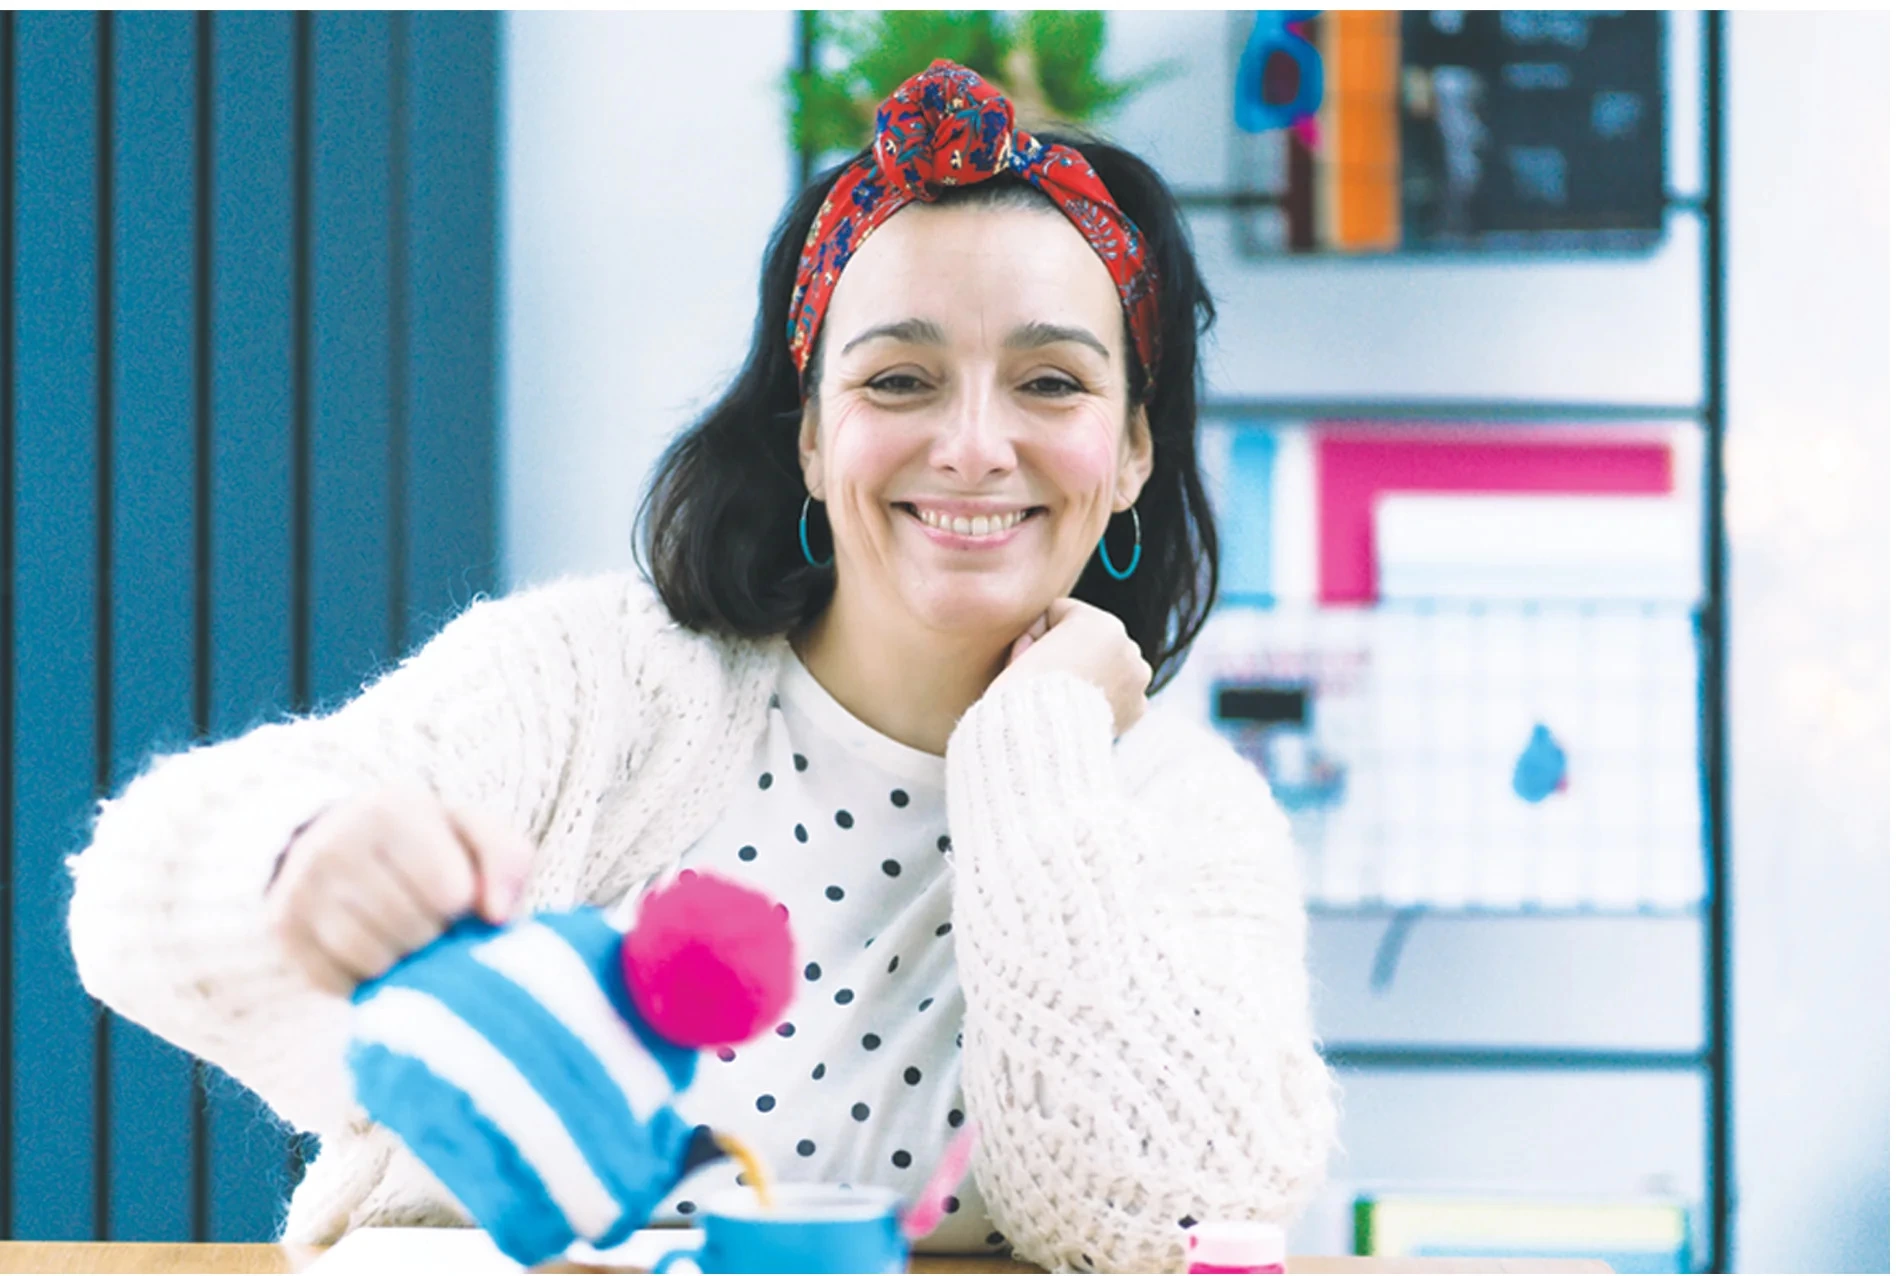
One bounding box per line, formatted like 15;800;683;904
821;400;889;496
1035;408;1124;507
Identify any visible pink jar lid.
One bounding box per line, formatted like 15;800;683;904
1186;1220;1287;1270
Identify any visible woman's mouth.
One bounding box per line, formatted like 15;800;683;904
895;503;1044;548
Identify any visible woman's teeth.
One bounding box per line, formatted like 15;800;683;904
913;507;1029;537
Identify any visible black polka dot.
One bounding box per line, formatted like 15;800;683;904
938;835;952;853
935;922;953;937
918;998;934;1012
1178;1216;1198;1229
805;962;822;981
948;1109;964;1128
793;753;808;771
862;1033;881;1051
797;1139;816;1157
825;885;844;901
769;694;780;710
776;1022;796;1038
738;845;757;862
904;1066;922;1085
835;810;854;829
893;1150;912;1168
756;1094;776;1112
987;1233;1006;1247
812;1063;827;1080
891;789;910;807
794;824;809;843
944;1196;961;1214
716;1047;736;1063
882;860;901;877
835;988;854;1005
758;772;773;790
887;955;900;973
851;1102;871;1121
678;1201;696;1215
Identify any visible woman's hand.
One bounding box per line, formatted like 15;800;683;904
993;598;1153;737
263;784;535;996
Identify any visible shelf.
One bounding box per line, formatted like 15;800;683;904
1213;592;1706;614
1322;1046;1708;1072
1305;901;1705;920
1199;398;1707;425
1171;189;1713;218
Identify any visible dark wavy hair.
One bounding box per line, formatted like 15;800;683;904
635;131;1220;691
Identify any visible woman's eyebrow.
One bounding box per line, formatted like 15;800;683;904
839;317;947;357
1004;321;1110;360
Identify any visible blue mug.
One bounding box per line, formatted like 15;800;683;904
652;1184;908;1274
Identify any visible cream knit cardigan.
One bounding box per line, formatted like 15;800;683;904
66;572;1339;1274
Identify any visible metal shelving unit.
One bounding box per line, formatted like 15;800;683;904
1188;14;1730;1272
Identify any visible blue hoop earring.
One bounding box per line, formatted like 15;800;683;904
1097;506;1142;580
800;495;833;569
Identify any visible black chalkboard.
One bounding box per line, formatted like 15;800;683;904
1398;10;1666;250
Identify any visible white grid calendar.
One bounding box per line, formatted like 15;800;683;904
1164;601;1707;913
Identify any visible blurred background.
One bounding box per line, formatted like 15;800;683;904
0;10;1887;1273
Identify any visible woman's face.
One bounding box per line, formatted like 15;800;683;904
798;200;1153;644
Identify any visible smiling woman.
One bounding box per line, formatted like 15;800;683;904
65;58;1338;1276
636;65;1221;712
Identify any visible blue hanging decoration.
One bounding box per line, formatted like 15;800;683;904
1511;723;1570;804
1234;11;1325;135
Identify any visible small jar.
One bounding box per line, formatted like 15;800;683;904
1185;1220;1287;1274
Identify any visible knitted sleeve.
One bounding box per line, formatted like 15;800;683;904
944;671;1341;1275
66;575;655;1140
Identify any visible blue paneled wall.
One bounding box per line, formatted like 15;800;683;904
2;11;498;1241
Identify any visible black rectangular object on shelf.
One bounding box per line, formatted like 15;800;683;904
1399;10;1666;249
1215;683;1311;726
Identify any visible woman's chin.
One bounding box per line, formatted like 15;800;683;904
900;577;1050;642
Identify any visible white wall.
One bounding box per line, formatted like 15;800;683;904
1725;12;1890;1273
499;12;1890;1269
500;11;793;588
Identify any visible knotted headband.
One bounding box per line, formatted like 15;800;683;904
787;60;1162;394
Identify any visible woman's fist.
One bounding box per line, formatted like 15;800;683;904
264;785;535;996
993;598;1152;737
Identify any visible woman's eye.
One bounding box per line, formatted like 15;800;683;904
866;373;928;394
1023;375;1083;397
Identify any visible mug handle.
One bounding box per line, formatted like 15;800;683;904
652;1246;706;1274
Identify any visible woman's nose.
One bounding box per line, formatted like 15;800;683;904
931;386;1016;479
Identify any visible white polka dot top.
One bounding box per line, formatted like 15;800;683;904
614;645;1006;1254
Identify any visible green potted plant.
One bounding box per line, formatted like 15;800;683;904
788;10;1176;164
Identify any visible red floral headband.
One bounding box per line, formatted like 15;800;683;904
786;60;1162;396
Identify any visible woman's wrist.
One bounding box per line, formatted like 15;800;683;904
953;670;1117;804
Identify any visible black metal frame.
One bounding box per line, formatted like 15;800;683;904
1195;15;1732;1272
788;10;1732;1271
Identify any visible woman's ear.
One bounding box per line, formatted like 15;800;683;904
798;402;825;500
1117;404;1156;511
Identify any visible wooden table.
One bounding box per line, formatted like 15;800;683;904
0;1241;1612;1273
